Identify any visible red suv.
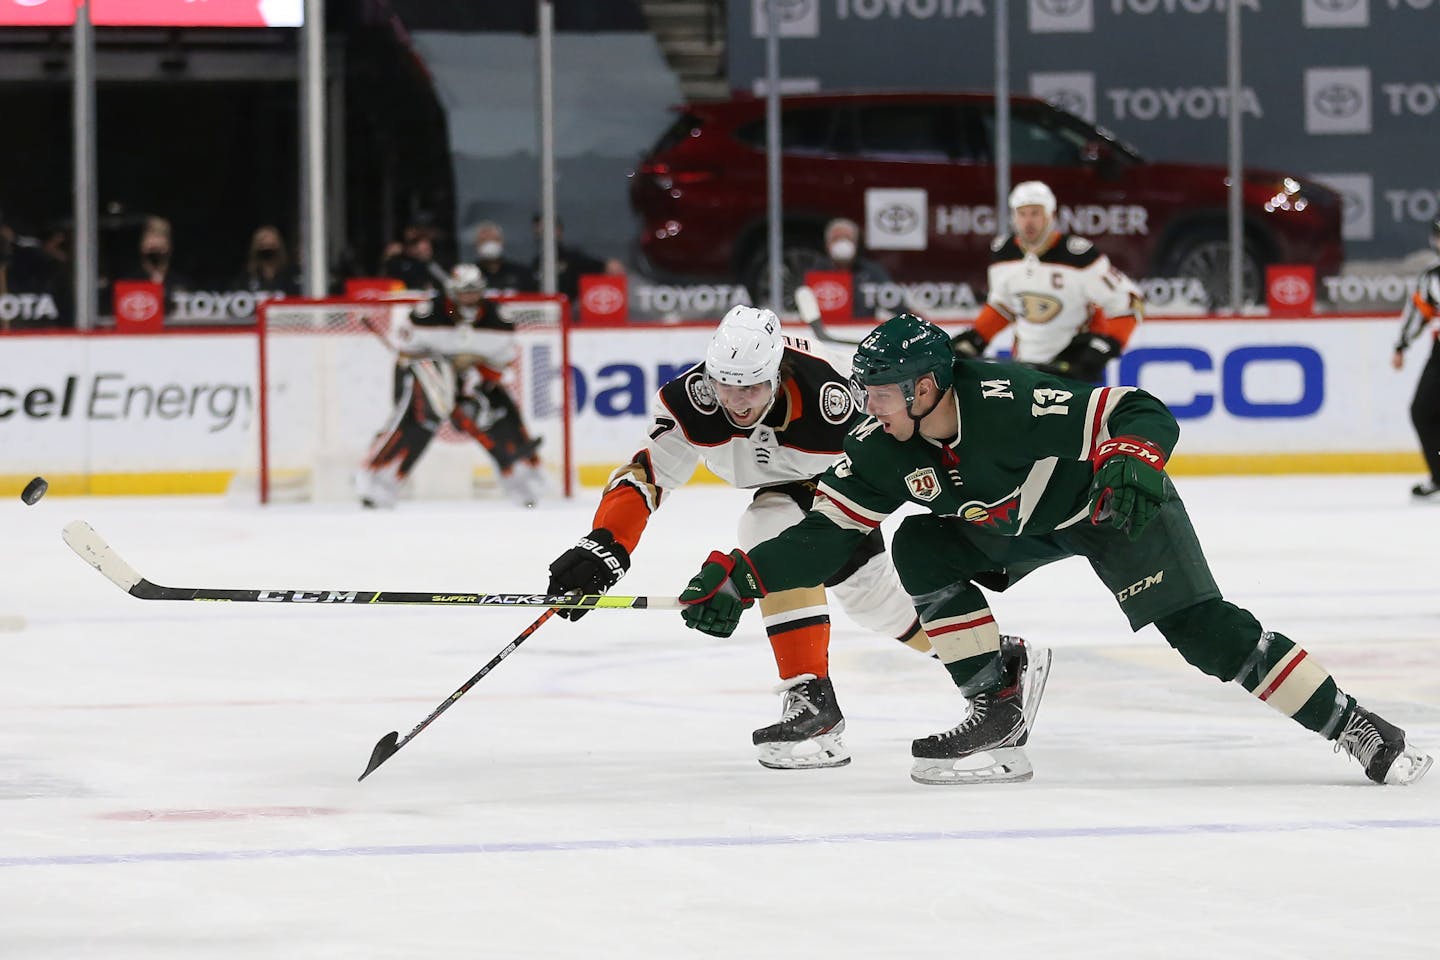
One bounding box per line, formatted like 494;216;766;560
629;92;1343;306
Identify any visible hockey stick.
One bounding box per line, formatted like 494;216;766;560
61;521;682;611
794;285;864;347
359;607;556;781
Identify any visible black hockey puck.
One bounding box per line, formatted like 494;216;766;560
21;476;48;505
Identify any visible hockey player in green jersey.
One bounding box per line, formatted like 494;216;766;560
677;312;1434;787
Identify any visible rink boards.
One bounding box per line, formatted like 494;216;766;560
0;315;1426;496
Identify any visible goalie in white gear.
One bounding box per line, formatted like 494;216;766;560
545;304;934;770
952;180;1144;383
355;263;545;509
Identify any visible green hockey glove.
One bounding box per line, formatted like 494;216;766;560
679;549;767;637
1088;436;1167;541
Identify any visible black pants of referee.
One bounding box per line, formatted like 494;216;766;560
1410;338;1440;485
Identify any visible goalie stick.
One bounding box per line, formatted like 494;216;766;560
61;521;682;611
359;607;556;781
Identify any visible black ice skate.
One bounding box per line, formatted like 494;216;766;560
1411;480;1440;500
910;637;1052;785
752;674;850;770
1334;706;1433;785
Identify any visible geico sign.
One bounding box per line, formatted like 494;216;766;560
170;289;283;321
1106;87;1263;120
1109;0;1258;10
1382;189;1440;223
1119;345;1324;419
1321;274;1413;303
935;204;1149;236
1382;84;1440;115
0;293;60;323
835;0;987;17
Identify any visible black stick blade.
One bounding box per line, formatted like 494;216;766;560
359;731;401;781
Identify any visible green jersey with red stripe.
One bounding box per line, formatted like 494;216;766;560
745;358;1179;593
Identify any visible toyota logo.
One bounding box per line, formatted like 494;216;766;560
1311;0;1360;10
1340;190;1364;223
118;290;160;322
1270;275;1311;306
812;280;849;311
1313;84;1362;118
582;284;624;315
1035;0;1086;13
1046;90;1087;116
12;0;52;7
875;204;919;236
763;0;812;23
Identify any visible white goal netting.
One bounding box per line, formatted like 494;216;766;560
230;294;572;504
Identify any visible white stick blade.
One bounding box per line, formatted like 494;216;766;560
62;521;142;591
794;285;821;324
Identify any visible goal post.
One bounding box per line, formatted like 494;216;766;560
237;293;573;504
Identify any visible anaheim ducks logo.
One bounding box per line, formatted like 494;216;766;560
957;487;1022;532
819;381;854;424
1018;292;1064;324
686;372;718;414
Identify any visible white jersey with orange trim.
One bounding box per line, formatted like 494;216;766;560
985;233;1143;363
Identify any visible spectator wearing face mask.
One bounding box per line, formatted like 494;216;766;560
819;217;890;289
123;216;192;300
235;225;301;296
471;220;530;295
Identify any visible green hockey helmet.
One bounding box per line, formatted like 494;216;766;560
851;313;955;411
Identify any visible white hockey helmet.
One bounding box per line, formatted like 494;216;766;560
450;263;486;295
705;305;785;388
1008;180;1057;216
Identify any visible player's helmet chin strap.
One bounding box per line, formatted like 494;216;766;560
906;373;945;428
709;374;779;429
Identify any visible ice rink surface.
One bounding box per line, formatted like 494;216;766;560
2;475;1437;959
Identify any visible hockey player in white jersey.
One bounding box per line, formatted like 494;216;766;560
355;264;545;509
545;305;931;770
953;181;1143;383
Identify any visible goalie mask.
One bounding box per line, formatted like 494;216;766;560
450;263;486;297
705;305;785;428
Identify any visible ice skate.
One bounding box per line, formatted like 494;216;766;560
1334;705;1433;785
354;466;401;509
910;636;1052;785
499;461;545;509
752;674;850;769
1410;480;1440;501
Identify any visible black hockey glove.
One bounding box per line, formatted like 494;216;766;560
1051;333;1121;383
951;328;989;359
547;529;631;621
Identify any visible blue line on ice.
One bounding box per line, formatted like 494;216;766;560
4;818;1437;869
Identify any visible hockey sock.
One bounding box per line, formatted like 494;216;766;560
908;583;1002;695
1231;630;1354;738
897;618;935;655
760;587;830;679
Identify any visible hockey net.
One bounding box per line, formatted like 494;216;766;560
231;293;572;503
